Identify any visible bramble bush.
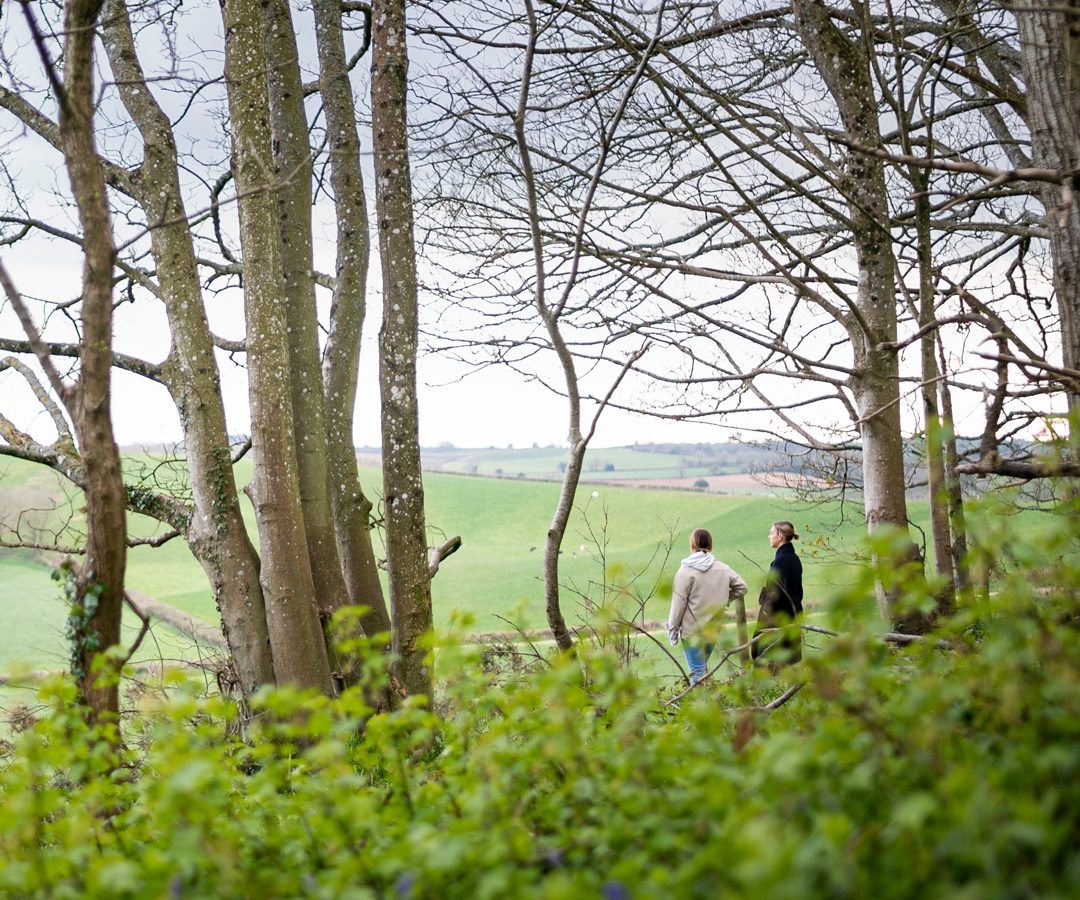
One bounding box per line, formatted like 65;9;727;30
1;503;1079;898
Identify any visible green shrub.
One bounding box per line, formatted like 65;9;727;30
1;509;1079;897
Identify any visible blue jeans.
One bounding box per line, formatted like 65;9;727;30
684;641;715;686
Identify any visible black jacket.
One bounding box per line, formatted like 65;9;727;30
769;542;803;616
751;542;803;667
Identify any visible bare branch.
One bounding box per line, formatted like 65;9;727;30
129;529;183;549
0;355;73;443
956;456;1080;480
0;260;74;406
743;682;805;712
0;339;164;383
836;135;1063;187
0;537;84;555
0;420;83;485
0;85;136;193
428;534;462;578
117;591;152;668
976;352;1080;392
583;344;648;444
211;334;246;354
231;436;253;464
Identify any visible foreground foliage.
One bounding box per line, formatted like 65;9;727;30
1;514;1079;898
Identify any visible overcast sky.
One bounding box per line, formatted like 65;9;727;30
0;0;1041;456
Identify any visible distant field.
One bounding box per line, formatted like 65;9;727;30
410;444;773;493
415;470;881;629
2;450;876;672
117;462;884;635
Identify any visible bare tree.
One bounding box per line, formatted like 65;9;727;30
411;0;1060;630
0;0;432;702
2;0;129;720
413;0;661;648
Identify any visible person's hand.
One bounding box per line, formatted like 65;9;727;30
667;626;681;646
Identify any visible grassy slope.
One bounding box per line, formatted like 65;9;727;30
0;451;968;675
0;558;71;675
421;470;880;631
119;462;888;634
0;556;205;681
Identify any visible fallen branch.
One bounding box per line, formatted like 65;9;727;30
742;682;804;712
0;656;226;687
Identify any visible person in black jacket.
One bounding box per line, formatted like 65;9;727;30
750;520;803;669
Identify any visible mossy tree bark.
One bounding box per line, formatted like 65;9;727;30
371;0;435;701
220;0;334;693
313;0;392;643
260;0;356;685
791;0;930;633
57;0;128;721
101;0;274;695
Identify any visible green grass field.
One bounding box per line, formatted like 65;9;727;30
0;556;72;675
0;554;213;720
1;449;1055;686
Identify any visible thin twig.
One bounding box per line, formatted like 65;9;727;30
117;591;151;668
492;614;552;667
0;260;73;406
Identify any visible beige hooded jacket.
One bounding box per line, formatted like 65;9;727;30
667;551;749;642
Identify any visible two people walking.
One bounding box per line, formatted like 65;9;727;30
666;521;803;686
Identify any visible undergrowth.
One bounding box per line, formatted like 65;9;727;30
1;507;1078;898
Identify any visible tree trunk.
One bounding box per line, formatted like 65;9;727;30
261;0;355;685
513;0;580;653
791;0;929;632
544;439;582;652
220;0;334;694
913;181;955;614
937;343;970;592
1015;1;1080;415
101;0;274;696
371;0;434;700
313;0;392;641
59;0;128;721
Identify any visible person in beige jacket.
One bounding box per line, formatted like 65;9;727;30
667;527;749;686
